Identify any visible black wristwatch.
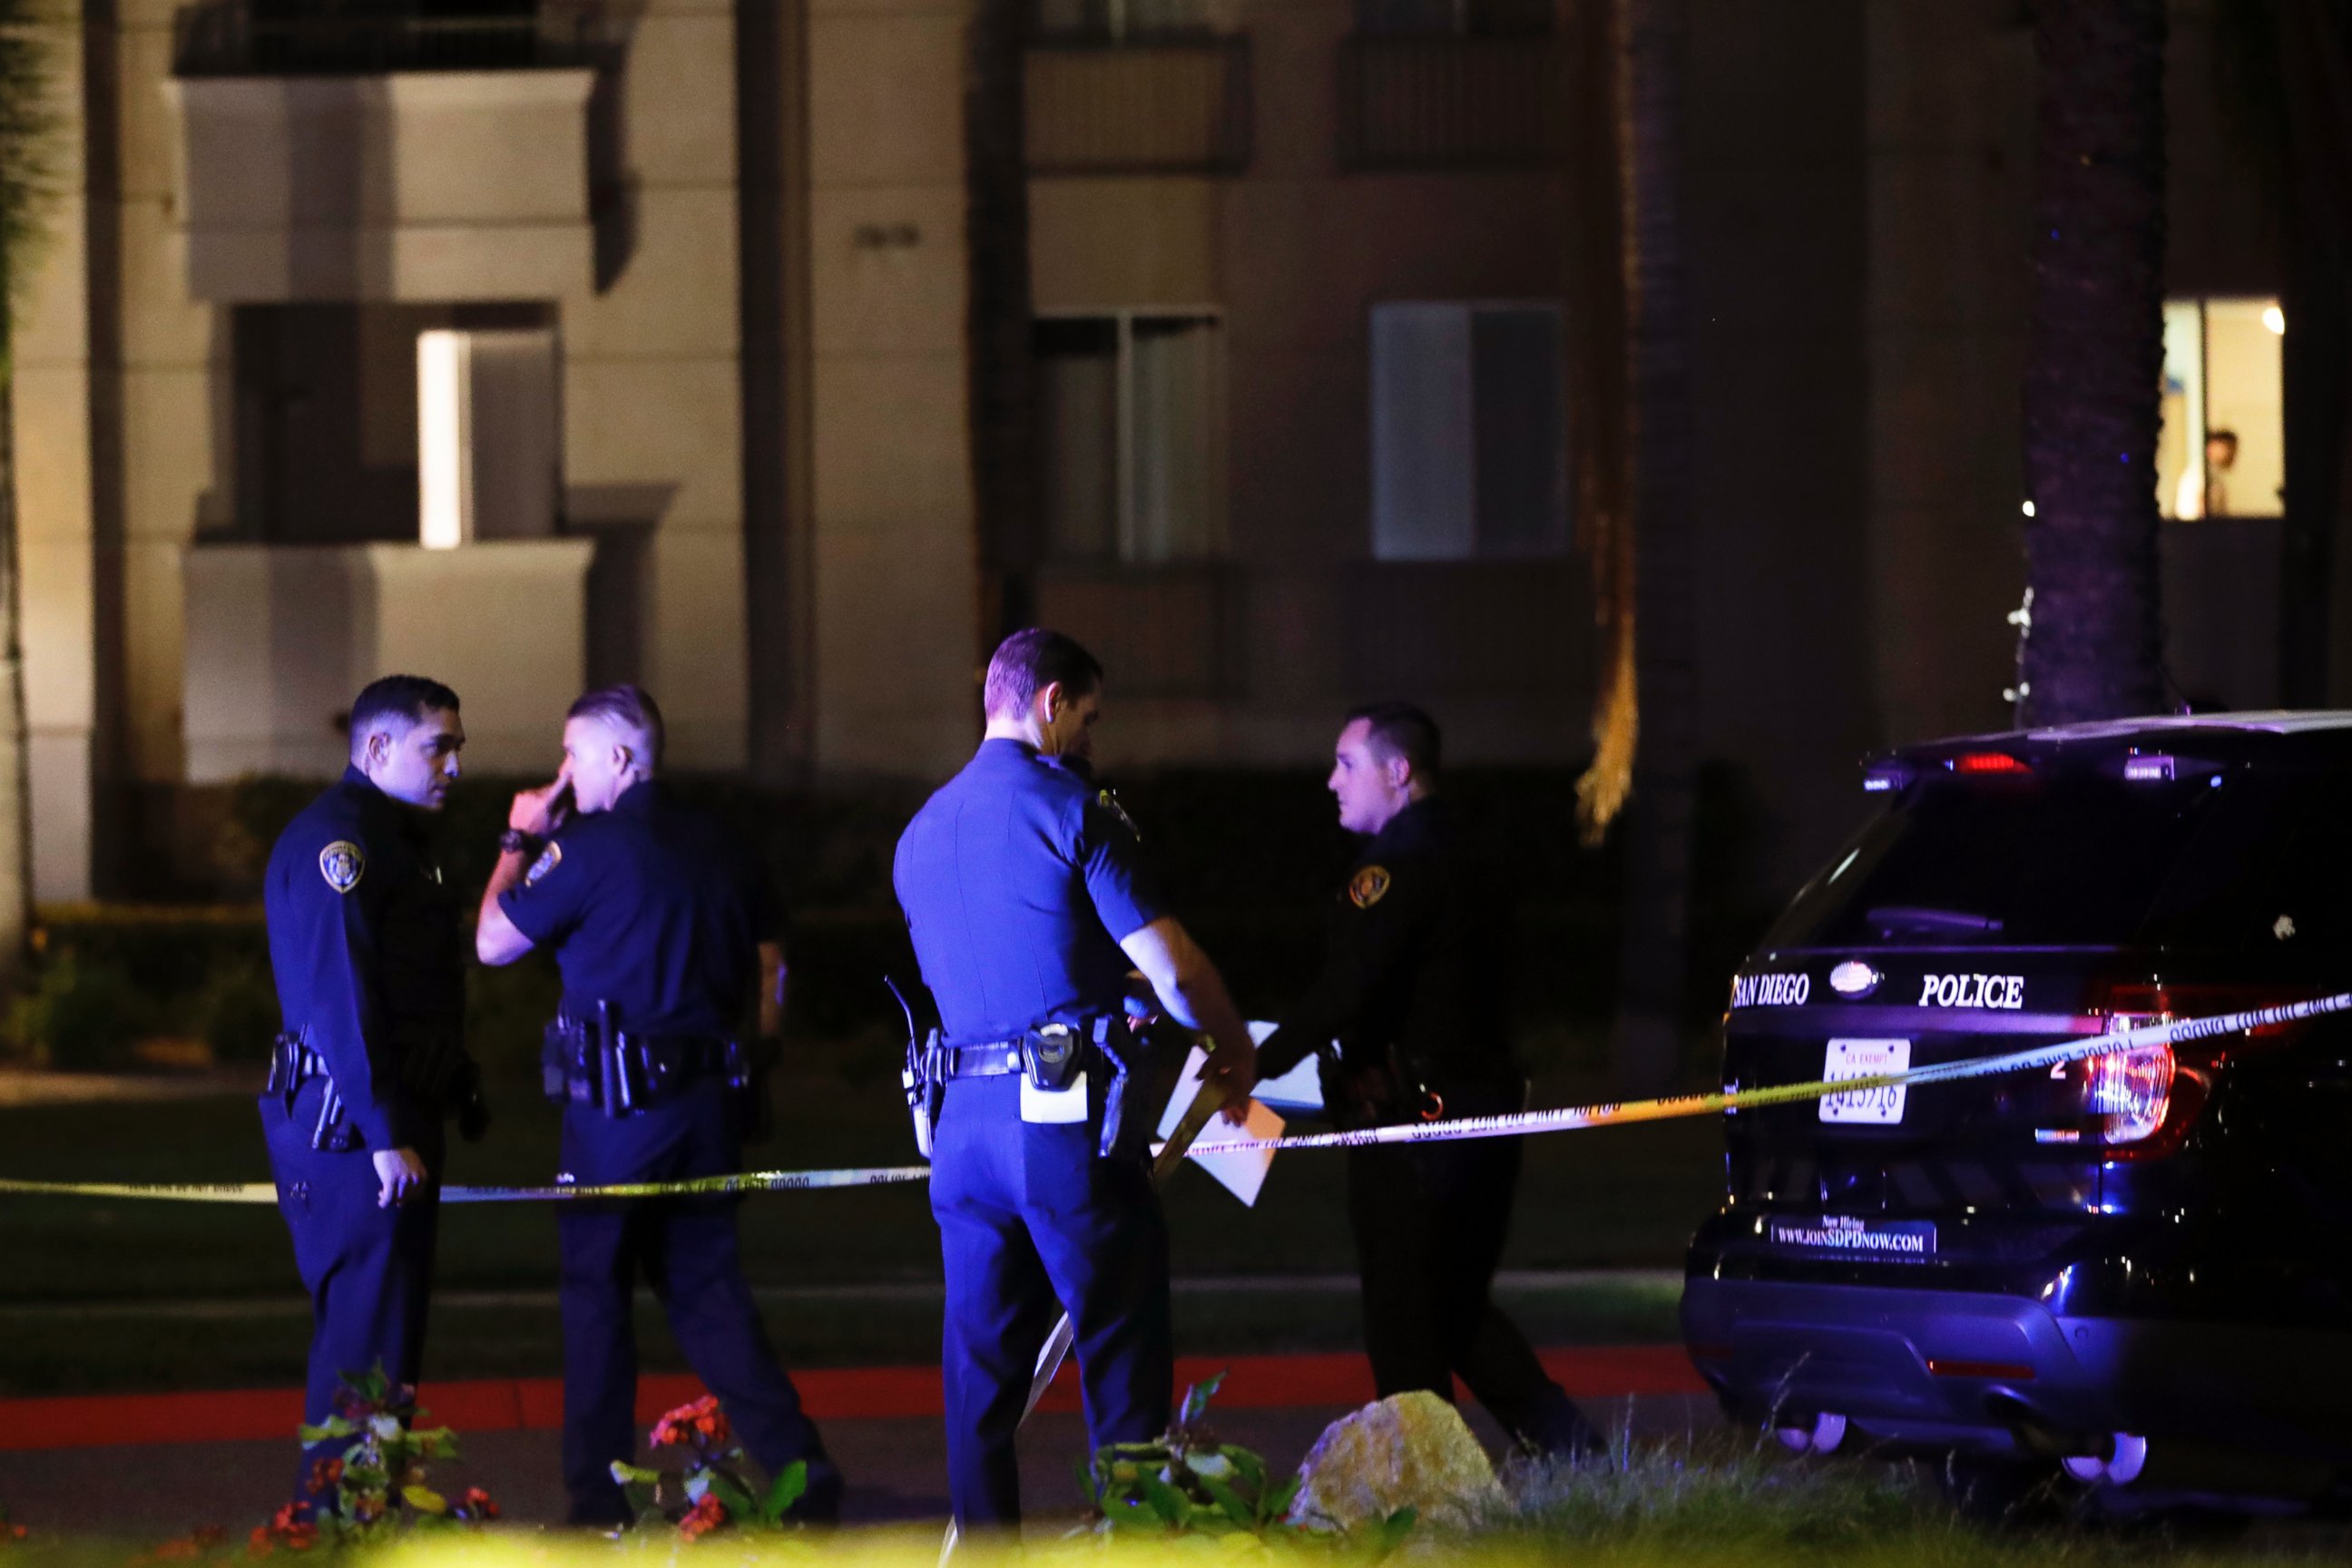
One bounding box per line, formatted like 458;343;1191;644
498;828;544;858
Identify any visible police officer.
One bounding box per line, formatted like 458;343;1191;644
894;628;1259;1530
262;674;483;1514
1254;702;1596;1457
474;684;841;1527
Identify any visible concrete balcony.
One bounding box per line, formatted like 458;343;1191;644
162;5;597;302
1338;35;1566;170
1024;38;1253;175
182;538;595;782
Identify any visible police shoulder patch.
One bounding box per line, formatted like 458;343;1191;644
524;840;564;887
318;840;366;895
1348;865;1392;909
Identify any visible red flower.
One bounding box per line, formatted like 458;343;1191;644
302;1458;344;1497
677;1494;727;1542
459;1488;500;1522
652;1396;727;1449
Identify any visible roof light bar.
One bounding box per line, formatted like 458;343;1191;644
1949;752;2029;775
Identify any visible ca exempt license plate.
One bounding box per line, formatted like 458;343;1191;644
1768;1214;1937;1259
1818;1039;1911;1124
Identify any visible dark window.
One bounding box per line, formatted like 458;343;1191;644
230;301;548;544
1035;312;1225;563
1031;0;1210;41
1355;0;1550;37
1369;302;1567;561
1763;766;2336;954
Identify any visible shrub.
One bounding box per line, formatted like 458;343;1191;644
10;949;152;1069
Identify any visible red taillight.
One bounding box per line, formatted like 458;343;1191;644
2068;984;2312;1158
1950;751;2030;775
2085;1035;2172;1144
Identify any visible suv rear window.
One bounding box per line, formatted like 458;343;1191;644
1763;764;2323;951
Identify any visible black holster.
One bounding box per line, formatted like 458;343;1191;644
267;1032;358;1152
903;1028;945;1160
1094;1015;1181;1162
541;1005;761;1130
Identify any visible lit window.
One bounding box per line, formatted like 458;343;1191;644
1368;301;1568;562
2159;296;2283;520
1035;312;1227;564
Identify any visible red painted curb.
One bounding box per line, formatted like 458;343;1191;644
0;1347;1700;1453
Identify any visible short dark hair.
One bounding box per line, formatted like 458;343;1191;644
2208;427;2239;448
1348;701;1442;783
348;675;459;756
567;683;665;770
984;628;1102;720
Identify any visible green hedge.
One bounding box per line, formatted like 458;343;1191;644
14;762;1777;1074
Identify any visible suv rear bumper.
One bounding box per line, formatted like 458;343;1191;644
1682;1275;2352;1467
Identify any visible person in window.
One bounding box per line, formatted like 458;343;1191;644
2175;428;2239;519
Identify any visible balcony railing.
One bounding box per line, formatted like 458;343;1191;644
1024;37;1252;175
173;2;601;77
1339;34;1565;170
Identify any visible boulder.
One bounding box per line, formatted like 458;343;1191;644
1286;1391;1500;1533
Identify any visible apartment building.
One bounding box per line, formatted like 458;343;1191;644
7;0;2292;902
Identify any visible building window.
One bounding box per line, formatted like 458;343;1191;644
1369;301;1568;562
2160;296;2283;520
231;302;554;545
1355;0;1549;37
1036;312;1227;564
1033;0;1210;41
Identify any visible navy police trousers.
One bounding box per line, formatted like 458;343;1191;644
557;1080;839;1525
263;1080;443;1513
930;1073;1172;1527
1346;1128;1594;1455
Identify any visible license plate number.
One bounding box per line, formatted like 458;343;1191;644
1819;1039;1910;1124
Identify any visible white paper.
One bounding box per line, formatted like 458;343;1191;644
1158;1045;1283;1206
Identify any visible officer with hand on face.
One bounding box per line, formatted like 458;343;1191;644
894;628;1259;1532
263;674;484;1516
1255;702;1597;1459
475;684;841;1528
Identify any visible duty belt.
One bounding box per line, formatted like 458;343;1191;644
543;1011;759;1117
936;1043;1024;1080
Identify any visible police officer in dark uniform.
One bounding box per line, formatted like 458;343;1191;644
894;628;1258;1531
1254;702;1596;1457
262;674;484;1513
475;684;841;1527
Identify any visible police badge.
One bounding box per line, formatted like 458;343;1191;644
525;840;564;887
1348;865;1392;909
318;840;366;894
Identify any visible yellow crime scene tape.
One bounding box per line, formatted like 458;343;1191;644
2;989;2347;1207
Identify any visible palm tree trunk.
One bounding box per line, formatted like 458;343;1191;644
1598;0;1698;1099
965;0;1040;642
2020;0;2168;725
0;368;29;994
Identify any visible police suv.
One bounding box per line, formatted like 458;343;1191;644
1683;714;2352;1508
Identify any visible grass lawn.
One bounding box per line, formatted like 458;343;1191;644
0;1044;1721;1395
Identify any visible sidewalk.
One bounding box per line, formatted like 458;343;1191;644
0;1348;1714;1535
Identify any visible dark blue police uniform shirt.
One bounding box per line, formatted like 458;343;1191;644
893;739;1167;1046
496;781;778;1037
265;766;466;1151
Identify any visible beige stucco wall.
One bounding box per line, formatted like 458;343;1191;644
803;0;981;777
12;1;98;901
